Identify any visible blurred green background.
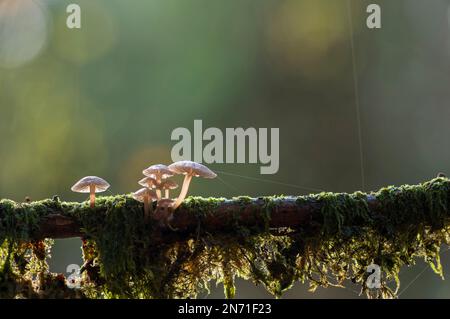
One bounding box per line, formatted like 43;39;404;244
1;0;450;298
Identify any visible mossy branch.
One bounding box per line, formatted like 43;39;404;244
1;177;450;298
4;178;449;242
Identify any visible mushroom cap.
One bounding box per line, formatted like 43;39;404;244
71;176;110;193
158;179;179;190
138;176;159;188
132;188;158;202
157;198;175;208
142;164;173;179
168;161;217;179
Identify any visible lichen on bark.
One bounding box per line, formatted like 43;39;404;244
1;177;450;299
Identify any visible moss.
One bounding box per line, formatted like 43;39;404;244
1;178;450;298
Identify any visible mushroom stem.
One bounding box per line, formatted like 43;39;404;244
89;184;95;208
156;176;162;200
173;175;193;210
143;193;149;218
165;189;169;199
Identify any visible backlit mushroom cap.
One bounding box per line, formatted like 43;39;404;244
132;188;158;202
138;176;159;188
168;161;217;178
142;164;173;180
71;176;110;193
158;180;179;190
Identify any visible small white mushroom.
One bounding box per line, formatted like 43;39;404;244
138;176;159;194
159;180;179;199
139;176;179;199
142;164;173;182
142;164;173;198
168;161;216;209
132;188;158;218
71;176;110;208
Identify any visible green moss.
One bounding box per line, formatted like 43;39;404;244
1;178;450;298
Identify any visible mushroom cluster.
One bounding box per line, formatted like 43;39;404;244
70;161;216;222
135;161;217;219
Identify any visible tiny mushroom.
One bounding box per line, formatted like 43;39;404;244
168;160;217;209
142;164;173;199
132;187;158;218
158;180;179;198
138;176;158;188
142;164;173;182
71;176;110;208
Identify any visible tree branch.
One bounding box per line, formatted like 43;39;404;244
1;177;448;242
36;196;316;239
2;177;450;299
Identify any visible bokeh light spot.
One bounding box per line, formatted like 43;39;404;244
0;0;48;68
